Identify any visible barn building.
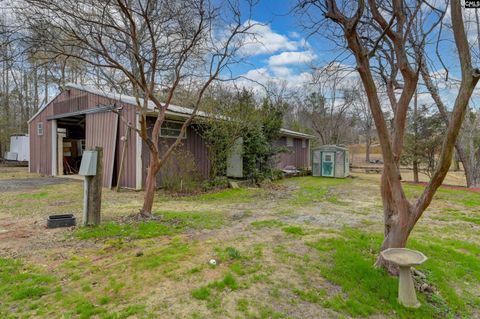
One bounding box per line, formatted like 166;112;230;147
28;84;313;189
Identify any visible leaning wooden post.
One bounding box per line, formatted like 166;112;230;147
116;126;130;192
79;147;103;226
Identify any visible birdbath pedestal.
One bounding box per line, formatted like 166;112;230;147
381;248;428;308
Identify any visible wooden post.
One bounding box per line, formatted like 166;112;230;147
116;126;130;192
83;147;103;226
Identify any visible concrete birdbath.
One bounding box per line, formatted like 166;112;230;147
381;248;428;308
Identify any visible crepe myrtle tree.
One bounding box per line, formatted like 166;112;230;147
18;0;256;217
296;0;480;274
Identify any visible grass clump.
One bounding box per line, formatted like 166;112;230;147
282;226;305;236
226;247;242;260
191;273;239;307
293;287;326;303
192;287;211;300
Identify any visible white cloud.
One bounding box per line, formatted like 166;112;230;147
270;66;292;77
268;51;316;66
289;31;301;38
239;20;303;56
238;66;312;90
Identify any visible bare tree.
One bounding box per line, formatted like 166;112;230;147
18;0;255;216
296;0;480;273
418;49;480;187
351;83;374;162
301;64;356;145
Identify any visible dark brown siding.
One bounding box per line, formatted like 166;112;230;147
86;93;137;188
141;119;210;186
275;137;309;169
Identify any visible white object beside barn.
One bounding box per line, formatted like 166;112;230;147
7;135;29;162
227;137;243;178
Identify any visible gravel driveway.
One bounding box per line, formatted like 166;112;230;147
0;177;76;192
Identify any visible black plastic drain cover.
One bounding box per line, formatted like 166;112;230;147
47;214;76;228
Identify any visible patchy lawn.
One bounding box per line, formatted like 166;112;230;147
0;169;479;318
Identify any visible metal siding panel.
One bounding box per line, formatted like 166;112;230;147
141;119;210;186
116;105;136;188
86;111;119;188
29;106;52;175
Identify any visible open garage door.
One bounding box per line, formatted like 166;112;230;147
86;111;119;188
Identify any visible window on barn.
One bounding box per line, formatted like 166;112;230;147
286;137;293;147
160;121;186;139
37;122;44;136
302;139;307;148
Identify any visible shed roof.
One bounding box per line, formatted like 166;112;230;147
313;145;349;151
28;83;315;139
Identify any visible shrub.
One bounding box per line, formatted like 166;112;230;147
202;176;229;190
159;146;202;193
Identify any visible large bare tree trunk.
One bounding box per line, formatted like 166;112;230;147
141;157;160;217
321;0;479;275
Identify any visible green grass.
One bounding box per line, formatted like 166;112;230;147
225;247;242;260
0;258;56;317
191;272;239;308
282;226;305;236
278;176;352;205
17;191;50;199
0;258;55;301
404;183;480;208
75;221;175;239
310;227;480;318
133;238;191;270
191;286;211;300
432;208;480;225
293;287;326;303
76;210;226;240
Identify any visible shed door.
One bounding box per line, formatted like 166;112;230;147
321;152;335;177
86;111;119;188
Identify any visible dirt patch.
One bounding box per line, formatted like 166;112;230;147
0;215;89;260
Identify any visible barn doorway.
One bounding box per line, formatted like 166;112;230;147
51;110;119;188
55;115;86;175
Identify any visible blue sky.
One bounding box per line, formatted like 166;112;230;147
231;0;336;89
230;1;480;109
